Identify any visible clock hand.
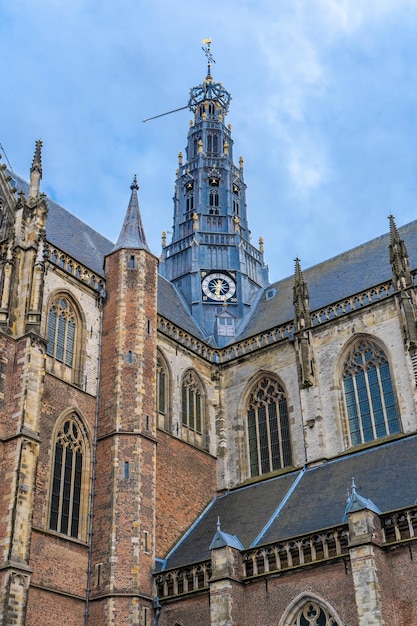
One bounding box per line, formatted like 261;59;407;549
215;280;223;298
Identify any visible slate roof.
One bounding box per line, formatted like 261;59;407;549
162;435;417;569
236;220;417;341
8;170;207;335
157;276;205;339
11;172;113;276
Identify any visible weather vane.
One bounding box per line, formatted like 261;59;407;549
202;38;215;66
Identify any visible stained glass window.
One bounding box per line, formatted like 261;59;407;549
49;417;86;539
182;371;202;434
343;338;400;446
46;296;77;367
247;376;292;477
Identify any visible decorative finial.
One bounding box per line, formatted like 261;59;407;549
178;152;183;166
202;38;215;78
162;231;167;248
130;175;139;191
351;477;356;492
294;257;303;280
239;156;244;170
293;258;311;332
217;516;221;531
259;236;264;253
389;214;412;291
29;139;43;199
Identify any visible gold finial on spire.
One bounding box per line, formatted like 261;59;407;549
259;236;264;253
202;38;215;78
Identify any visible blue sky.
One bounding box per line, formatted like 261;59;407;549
1;0;417;282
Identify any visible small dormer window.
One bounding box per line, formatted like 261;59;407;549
217;315;235;337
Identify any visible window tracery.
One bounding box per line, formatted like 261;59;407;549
342;338;400;446
247;376;292;477
182;371;202;434
290;601;338;625
209;189;219;208
46;295;77;367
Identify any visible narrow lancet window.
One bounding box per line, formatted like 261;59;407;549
49;416;88;539
47;296;77;367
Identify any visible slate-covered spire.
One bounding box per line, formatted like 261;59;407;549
293;258;310;331
113;175;149;252
160;41;268;341
28;139;43;199
389;214;412;290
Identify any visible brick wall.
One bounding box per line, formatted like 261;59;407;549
156;429;217;557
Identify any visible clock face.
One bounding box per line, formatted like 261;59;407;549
202;272;236;302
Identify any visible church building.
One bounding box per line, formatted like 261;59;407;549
1;43;417;626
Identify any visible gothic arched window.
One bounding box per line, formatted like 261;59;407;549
186;192;194;213
46;295;77;367
49;415;89;540
207;132;219;155
157;357;166;416
343;338;400;446
247;376;292;477
182;371;202;433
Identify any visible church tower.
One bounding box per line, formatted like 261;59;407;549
160;41;268;343
89;177;158;625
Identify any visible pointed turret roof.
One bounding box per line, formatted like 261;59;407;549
113;176;149;252
209;518;244;551
343;477;381;520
